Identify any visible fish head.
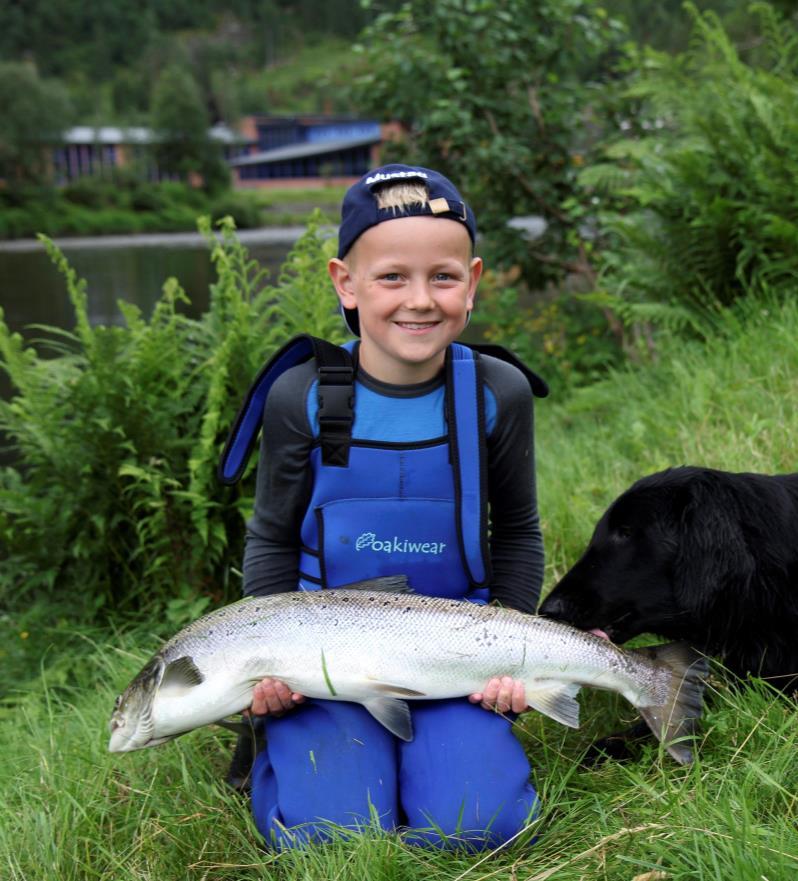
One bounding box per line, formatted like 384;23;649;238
108;656;177;752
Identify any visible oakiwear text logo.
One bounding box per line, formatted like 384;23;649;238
355;531;446;555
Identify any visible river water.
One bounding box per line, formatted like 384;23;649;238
0;228;303;337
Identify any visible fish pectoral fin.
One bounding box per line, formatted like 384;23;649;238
524;681;581;728
362;696;413;741
368;680;426;698
160;656;204;695
214;718;251;736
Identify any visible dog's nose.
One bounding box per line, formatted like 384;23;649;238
539;594;568;620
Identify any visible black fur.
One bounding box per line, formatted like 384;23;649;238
540;466;798;693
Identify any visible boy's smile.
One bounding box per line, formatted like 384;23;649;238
329;215;482;384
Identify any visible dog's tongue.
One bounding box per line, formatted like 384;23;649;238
589;628;610;641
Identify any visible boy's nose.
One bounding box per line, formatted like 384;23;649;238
404;280;435;309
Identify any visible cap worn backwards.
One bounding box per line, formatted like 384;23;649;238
336;163;477;336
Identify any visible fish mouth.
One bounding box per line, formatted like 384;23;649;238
108;730;137;753
108;730;175;753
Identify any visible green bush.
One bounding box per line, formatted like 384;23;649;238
62;178;120;209
471;270;623;392
0;211;347;618
209;192;263;229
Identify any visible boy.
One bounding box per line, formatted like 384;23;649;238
240;164;545;848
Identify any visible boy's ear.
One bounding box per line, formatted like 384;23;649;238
466;256;483;311
328;258;357;309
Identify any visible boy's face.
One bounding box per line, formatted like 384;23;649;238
328;215;482;384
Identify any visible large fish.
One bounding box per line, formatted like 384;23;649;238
109;577;708;763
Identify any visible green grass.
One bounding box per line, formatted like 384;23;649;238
237;185;346;228
1;631;795;880
244;185;348;208
2;295;797;879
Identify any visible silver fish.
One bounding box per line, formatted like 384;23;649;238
109;577;708;763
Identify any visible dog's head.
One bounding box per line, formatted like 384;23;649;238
539;467;757;645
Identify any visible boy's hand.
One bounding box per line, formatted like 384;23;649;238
469;676;527;714
248;677;305;716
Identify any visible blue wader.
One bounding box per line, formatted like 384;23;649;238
219;337;541;849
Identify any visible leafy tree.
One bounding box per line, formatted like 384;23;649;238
351;0;627;289
150;65;227;190
0;62;73;185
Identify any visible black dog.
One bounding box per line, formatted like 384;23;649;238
540;466;798;693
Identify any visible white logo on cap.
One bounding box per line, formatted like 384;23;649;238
365;170;429;185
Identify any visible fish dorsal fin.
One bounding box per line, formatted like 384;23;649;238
160;656;204;695
363;696;414;741
524;681;581;728
339;575;413;594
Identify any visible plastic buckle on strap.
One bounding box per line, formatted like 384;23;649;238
318;382;354;421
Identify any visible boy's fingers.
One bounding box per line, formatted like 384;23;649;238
494;676;515;713
479;677;501;711
251;678;299;715
511;679;527;714
476;677;525;713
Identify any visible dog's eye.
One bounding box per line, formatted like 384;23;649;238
615;525;633;539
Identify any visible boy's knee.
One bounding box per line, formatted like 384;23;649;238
401;790;540;851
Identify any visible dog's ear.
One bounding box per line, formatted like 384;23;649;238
673;479;756;621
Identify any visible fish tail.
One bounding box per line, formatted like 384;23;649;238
635;642;709;765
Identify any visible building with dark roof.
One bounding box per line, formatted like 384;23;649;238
231;115;401;187
52;124;252;183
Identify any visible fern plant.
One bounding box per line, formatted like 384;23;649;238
0;212;346;619
581;2;798;335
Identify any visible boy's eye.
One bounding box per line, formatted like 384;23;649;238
380;273;402;282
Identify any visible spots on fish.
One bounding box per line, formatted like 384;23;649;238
475;627;499;648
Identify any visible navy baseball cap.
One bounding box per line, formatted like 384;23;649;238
337;164;477;336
